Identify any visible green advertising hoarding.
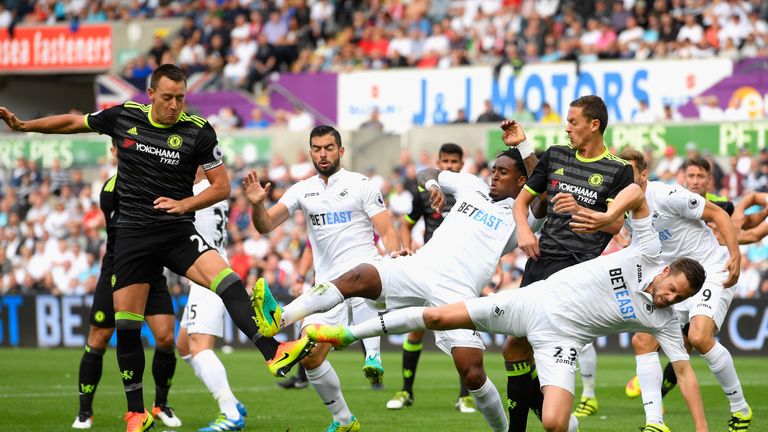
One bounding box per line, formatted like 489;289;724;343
487;121;768;158
0;134;272;169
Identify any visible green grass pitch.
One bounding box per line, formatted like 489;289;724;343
1;348;764;431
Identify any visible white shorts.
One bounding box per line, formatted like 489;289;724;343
374;255;485;355
180;282;226;337
674;269;734;331
466;289;580;395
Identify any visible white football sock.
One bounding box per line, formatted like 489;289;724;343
282;282;345;327
568;414;579;432
347;307;426;339
192;349;240;419
579;343;597;398
701;342;748;413
636;352;664;425
469;377;508;432
350;298;382;358
306;360;353;425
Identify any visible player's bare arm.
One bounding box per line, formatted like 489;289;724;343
415;168;446;213
738;221;768;245
513;187;540;259
0;107;90;134
671;360;708;432
570;183;647;233
371;211;404;256
154;165;231;215
701;201;741;287
554;193;624;234
243;169;290;233
731;191;767;229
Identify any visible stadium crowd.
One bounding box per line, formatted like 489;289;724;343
1;140;767;300
5;1;767;111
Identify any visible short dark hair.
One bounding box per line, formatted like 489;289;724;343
669;257;706;296
438;143;463;159
619;147;647;172
570;95;608;135
310;125;342;147
149;64;187;89
497;148;525;175
683;157;711;173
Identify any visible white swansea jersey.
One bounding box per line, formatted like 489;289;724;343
193;179;229;258
279;169;386;281
642;181;728;266
539;215;689;362
416;171;533;292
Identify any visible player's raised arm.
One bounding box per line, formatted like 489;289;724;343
671;360;708;432
243;169;290;233
0;107;89;134
570;183;646;233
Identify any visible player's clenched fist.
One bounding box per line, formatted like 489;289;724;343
243;169;271;205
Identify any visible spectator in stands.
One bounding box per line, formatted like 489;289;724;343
289;151;315;181
246;107;270;129
695;95;725;120
510;100;535;123
678;13;704;44
539;101;562;124
655;145;684;184
287;105;315;131
633;99;655;123
451;108;468;124
359;107;384;131
659;103;683;121
248;32;277;91
476;99;504;123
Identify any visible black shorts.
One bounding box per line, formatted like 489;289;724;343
520;256;581;288
112;222;212;290
89;251;174;328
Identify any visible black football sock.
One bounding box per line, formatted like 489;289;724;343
661;361;678;397
401;339;422;395
78;344;106;415
212;269;279;360
529;366;544;421
297;364;308;381
115;313;146;413
505;360;532;432
152;345;176;407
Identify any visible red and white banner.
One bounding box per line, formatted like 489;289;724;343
0;24;112;72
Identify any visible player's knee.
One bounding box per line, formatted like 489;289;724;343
87;328;112;350
502;336;530;361
541;411;569;432
154;332;175;349
407;330;425;343
631;333;659;354
459;364;486;390
422;308;444;329
686;330;713;352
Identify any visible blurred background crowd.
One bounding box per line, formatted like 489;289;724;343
3;0;767;127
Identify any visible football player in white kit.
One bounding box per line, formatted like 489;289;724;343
177;167;248;431
307;183;709;432
250;121;544;432
244;125;401;432
618;150;751;432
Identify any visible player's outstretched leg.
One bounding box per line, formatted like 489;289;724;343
208;270;311;375
306;324;359;349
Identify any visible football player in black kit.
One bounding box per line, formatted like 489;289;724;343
0;64;309;432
